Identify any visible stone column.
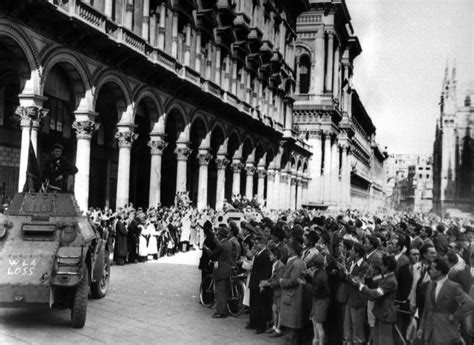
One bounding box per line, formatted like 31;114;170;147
124;0;134;30
215;46;221;85
325;31;334;93
314;30;325;95
280;171;289;209
333;46;340;101
174;142;191;193
115;127;137;208
322;133;332;203
142;0;150;41
104;0;113;17
72;118;99;211
215;155;229;210
289;175;297;210
345;148;353;207
171;11;179;58
307;132;322;204
245;164;256;200
157;3;166;50
195;30;202;73
266;169;276;209
15;105;48;192
197;149;212;210
296;177;304;209
330;140;339;205
183;24;191;66
148;136;167;207
257;168;266;205
302;178;309;207
231;161;243;196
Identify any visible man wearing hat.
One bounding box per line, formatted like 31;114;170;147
42;143;78;192
206;226;233;318
247;229;273;334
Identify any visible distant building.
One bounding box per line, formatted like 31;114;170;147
293;0;387;211
433;65;474;215
385;154;433;212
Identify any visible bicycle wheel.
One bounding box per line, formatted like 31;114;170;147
227;279;246;317
199;275;215;308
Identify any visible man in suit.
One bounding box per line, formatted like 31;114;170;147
389;236;413;344
343;242;369;345
207;226;233;318
418;258;474;345
247;231;273;333
357;254;398;345
113;212;128;265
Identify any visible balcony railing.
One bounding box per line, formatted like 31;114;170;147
44;0;291;134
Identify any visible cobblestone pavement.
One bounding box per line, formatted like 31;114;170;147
0;250;284;345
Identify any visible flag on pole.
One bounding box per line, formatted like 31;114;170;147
23;139;42;192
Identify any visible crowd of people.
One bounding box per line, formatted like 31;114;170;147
198;206;474;345
74;190;474;345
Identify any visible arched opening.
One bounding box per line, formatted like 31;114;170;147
162;109;186;206
299;54;311;94
0;37;32;201
208;126;225;209
188;118;207;205
130;99;155;208
91;82;125;209
41;64;78;173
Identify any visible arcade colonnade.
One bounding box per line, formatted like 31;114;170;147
1;19;309;212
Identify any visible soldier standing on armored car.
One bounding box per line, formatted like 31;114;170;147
43;143;78;192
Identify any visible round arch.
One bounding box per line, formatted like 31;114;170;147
41;48;93;111
0;20;41;95
133;86;163;127
93;70;133;121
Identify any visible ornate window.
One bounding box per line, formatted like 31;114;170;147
299;54;311;94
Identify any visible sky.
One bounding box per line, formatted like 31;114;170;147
346;0;473;154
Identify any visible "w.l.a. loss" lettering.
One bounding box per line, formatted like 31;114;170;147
7;257;37;276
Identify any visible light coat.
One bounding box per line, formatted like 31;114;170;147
279;256;306;329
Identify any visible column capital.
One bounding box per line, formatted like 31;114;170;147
15;106;49;127
216;156;229;170
267;169;277;182
290;176;297;185
175;144;192;161
280;172;289;183
115;130;138;148
72;120;99;140
231;161;244;172
148;138;168;155
257;168;267;178
197;149;213;166
245;165;256;176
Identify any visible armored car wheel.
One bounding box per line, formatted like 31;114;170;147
90;248;110;299
71;266;89;328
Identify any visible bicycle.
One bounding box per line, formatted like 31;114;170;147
199;272;247;317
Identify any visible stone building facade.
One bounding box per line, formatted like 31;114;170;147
293;0;387;211
433;65;474;215
0;0;312;211
385;154;433;212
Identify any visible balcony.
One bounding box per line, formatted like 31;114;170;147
216;0;235;27
231;41;250;63
245;53;262;72
194;8;218;34
248;27;263;53
233;13;251;41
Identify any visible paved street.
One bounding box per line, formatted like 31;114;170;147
0;251;283;345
